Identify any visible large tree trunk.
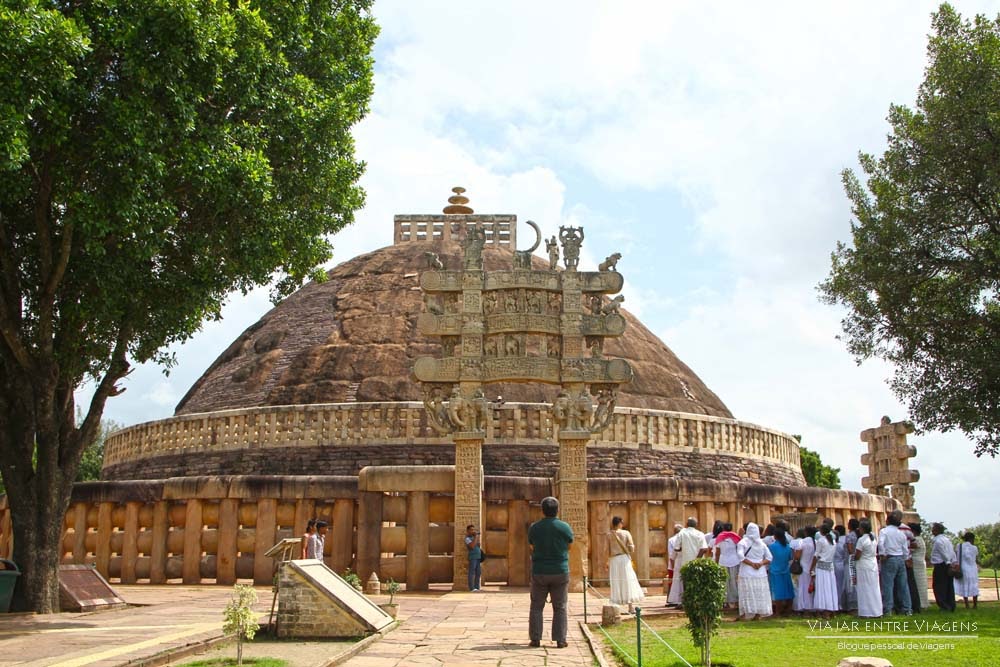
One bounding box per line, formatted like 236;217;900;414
7;473;73;613
0;370;77;613
0;354;113;613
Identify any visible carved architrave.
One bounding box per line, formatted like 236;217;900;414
859;416;918;511
415;220;631;591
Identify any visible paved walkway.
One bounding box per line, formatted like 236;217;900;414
0;586;266;667
0;584;618;667
342;585;603;667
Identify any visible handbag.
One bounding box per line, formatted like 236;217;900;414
479;551;487;562
790;560;803;575
613;531;637;570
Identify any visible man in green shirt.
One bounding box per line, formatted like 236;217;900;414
528;496;574;648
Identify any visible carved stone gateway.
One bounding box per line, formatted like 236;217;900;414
415;189;633;589
860;416;919;514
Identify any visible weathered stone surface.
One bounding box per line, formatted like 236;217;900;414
175;241;732;418
103;442;806;487
838;658;894;667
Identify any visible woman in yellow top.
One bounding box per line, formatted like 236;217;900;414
609;516;645;613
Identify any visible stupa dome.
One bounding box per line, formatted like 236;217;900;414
175;233;732;419
103;207;804;487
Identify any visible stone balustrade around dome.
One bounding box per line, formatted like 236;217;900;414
102;401;802;478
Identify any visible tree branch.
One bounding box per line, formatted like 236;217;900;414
72;321;132;463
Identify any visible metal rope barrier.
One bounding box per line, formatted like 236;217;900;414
593;621;639;666
639;614;694;667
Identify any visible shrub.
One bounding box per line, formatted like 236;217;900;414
681;558;728;666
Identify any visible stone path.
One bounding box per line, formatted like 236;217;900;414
0;586;266;667
342;586;601;667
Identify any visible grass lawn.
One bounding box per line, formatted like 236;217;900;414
596;602;999;667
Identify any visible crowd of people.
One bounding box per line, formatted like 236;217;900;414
643;510;982;621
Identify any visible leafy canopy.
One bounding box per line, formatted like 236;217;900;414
0;0;377;381
819;3;1000;457
797;443;841;489
0;0;375;613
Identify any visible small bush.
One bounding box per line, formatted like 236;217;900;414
681;558;728;666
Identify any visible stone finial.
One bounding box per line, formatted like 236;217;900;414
366;571;381;595
443;186;474;214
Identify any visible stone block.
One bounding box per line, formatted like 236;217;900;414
838;658;893;667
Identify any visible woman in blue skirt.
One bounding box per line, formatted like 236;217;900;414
768;525;795;616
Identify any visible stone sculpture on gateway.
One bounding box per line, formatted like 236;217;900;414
415;187;632;589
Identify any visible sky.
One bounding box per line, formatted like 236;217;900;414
83;1;999;533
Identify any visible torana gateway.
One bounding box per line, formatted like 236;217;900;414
0;190;900;591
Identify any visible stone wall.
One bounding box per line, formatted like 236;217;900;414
0;469;895;588
102;402;805;486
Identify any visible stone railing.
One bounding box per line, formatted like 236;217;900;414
0;470;897;588
103;402;802;471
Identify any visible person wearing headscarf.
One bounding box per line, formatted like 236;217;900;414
736;522;772;620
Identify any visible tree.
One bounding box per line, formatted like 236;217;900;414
0;416;115;494
957;521;1000;571
680;558;727;667
0;0;376;612
222;584;259;667
819;3;1000;457
794;437;842;489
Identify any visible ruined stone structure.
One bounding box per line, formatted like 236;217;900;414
0;191;903;590
861;416;919;512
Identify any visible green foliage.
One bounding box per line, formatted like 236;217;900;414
75;416;121;483
680;558;727;666
794;438;842;489
386;577;400;604
0;0;376;612
223;585;259;667
341;569;362;591
958;522;1000;571
819;4;1000;457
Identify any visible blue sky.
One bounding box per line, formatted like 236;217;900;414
83;1;1000;533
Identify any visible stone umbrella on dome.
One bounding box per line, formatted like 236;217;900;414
442;186;474;214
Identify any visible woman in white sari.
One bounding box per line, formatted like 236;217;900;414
793;527;815;614
736;522;772;620
811;523;840;617
955;532;980;608
609;516;645;613
854;519;881;618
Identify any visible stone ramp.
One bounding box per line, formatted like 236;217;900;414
278;560;393;638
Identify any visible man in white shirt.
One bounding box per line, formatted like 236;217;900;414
929;522;958;612
667;517;709;607
877;510;912;615
664;524;682;606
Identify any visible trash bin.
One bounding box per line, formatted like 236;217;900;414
0;559;20;612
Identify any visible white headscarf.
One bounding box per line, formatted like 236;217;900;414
739;522;765;556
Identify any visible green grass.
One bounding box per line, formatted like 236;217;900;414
597;602;1000;667
179;660;287;667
